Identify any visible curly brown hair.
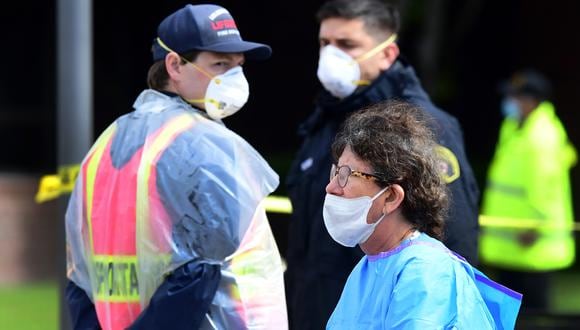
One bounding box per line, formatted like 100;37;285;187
331;100;449;239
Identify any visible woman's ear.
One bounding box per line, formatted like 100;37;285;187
165;52;183;80
382;184;404;215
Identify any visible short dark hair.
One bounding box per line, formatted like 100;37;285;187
331;100;448;239
146;51;200;90
316;0;400;38
500;69;552;102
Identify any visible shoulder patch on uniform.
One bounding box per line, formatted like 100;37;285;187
434;145;460;183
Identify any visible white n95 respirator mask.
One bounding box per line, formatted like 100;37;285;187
317;45;363;99
323;187;389;247
154;38;250;120
187;66;250;120
316;34;397;99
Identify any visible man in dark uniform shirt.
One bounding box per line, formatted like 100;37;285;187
285;1;480;329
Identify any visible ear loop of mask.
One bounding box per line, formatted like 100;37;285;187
156;37;223;108
349;33;398;86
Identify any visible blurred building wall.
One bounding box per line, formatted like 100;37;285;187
0;174;58;283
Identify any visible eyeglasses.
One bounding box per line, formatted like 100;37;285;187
330;164;383;188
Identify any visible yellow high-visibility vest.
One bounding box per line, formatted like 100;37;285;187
480;101;577;271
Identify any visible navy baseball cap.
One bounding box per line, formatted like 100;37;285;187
499;69;552;101
152;4;271;61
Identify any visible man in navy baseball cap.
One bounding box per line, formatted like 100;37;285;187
152;4;271;61
64;3;288;330
146;3;273;120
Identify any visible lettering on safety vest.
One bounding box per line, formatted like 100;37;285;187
93;255;139;302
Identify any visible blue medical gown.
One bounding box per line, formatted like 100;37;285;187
327;233;521;329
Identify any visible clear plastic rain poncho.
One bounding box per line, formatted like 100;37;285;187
66;89;288;329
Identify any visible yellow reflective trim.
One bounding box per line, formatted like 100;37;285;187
85;124;117;251
486;180;526;197
134;114;194;305
264;195;293;214
136;114;195;258
137;113;194;216
479;215;580;231
262;196;580;231
93;255;140;303
434;145;460;183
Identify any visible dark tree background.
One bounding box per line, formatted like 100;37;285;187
1;0;579;212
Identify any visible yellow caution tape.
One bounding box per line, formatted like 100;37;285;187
35;164;81;203
58;164;81;194
35;169;579;232
263;195;293;214
264;198;580;232
35;175;62;203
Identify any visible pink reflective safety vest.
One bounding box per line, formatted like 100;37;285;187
82;114;194;329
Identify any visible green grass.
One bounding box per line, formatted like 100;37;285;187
0;282;58;330
551;269;580;313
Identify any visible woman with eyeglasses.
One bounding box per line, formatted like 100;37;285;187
324;100;522;329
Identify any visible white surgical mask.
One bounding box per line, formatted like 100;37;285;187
316;34;397;99
501;97;521;121
323;187;389;247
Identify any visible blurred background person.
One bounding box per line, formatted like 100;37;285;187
284;1;480;328
480;69;577;312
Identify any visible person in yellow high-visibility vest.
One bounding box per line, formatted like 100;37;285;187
480;69;577;311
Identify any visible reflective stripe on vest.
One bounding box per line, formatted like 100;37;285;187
83;113;195;329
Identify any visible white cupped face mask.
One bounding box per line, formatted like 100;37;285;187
317;45;362;99
323;187;389;247
187;66;250;120
155;38;250;120
316;34;397;99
